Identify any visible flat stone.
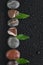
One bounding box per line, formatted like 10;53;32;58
8;37;20;48
7;27;17;36
8;10;19;18
8;19;19;27
7;0;20;9
7;61;18;65
6;49;20;60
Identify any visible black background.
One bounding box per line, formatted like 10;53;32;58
0;0;43;65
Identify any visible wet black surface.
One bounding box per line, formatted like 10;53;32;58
0;0;43;65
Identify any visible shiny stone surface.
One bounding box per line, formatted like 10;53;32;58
8;19;19;27
7;61;18;65
7;0;20;9
8;37;20;48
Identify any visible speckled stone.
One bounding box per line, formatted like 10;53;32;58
8;19;19;27
7;61;18;65
8;10;19;18
7;0;20;9
7;27;17;36
6;49;20;60
8;36;20;48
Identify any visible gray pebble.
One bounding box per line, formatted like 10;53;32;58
7;0;20;9
8;19;19;27
8;37;20;48
7;61;18;65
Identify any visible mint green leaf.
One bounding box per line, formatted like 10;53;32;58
16;58;30;64
16;13;30;19
16;34;30;40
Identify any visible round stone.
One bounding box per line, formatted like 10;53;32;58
7;61;18;65
6;49;20;60
8;37;20;48
7;27;17;36
8;10;19;18
7;0;20;9
8;19;19;27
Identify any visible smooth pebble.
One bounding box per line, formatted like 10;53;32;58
8;19;19;27
8;36;20;48
6;49;20;60
7;27;17;36
7;61;18;65
8;10;19;18
7;0;20;9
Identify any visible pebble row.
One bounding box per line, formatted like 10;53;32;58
6;0;20;65
6;0;29;65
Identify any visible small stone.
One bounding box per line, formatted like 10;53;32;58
8;10;19;18
8;37;20;48
7;61;18;65
7;0;20;9
7;27;17;36
8;19;19;27
6;49;20;60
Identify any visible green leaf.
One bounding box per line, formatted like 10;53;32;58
15;13;30;19
16;58;30;64
16;34;30;40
